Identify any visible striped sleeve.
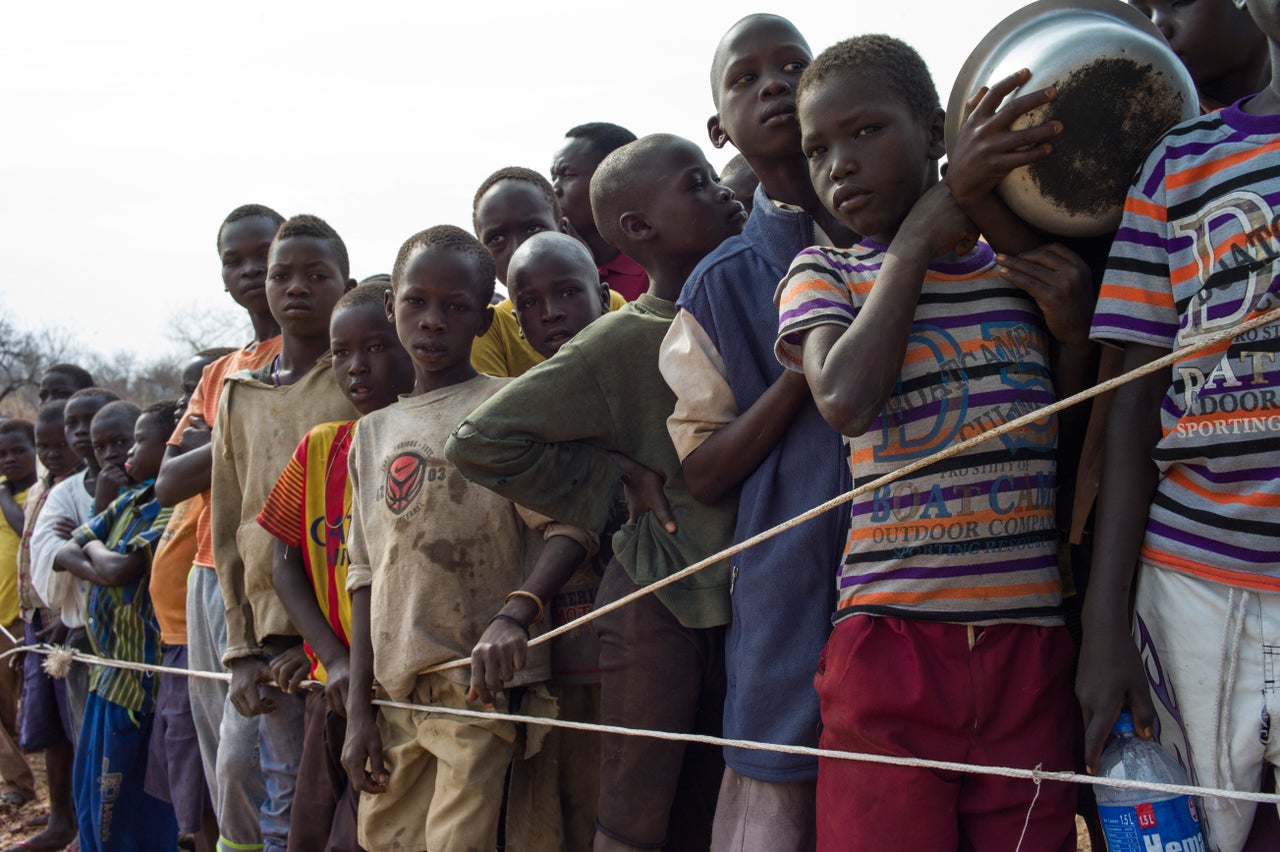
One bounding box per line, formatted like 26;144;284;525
256;432;309;548
774;247;867;370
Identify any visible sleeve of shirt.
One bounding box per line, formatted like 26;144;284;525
71;500;116;548
1089;149;1179;349
123;499;174;557
774;247;859;372
470;308;516;378
256;432;309;548
659;310;738;462
512;502;599;558
30;484;76;611
345;423;372;593
210;384;260;663
445;348;624;534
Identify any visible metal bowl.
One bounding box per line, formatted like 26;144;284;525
945;0;1197;237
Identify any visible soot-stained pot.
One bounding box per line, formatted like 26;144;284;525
946;0;1197;237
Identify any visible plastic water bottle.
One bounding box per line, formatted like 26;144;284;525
1094;711;1206;852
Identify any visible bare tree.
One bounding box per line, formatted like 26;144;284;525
165;303;251;353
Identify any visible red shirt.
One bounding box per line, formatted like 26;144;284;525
598;251;649;302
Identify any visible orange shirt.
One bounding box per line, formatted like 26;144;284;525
168;337;282;570
148;496;199;644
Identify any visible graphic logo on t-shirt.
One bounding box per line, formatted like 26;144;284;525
385;452;427;515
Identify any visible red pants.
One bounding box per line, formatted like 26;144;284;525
815;616;1077;851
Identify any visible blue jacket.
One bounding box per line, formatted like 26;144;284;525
677;185;848;782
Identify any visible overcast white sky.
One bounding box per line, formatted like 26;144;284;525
2;0;1032;361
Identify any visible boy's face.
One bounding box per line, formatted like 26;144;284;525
474;181;560;285
330;303;415;415
709;18;811;160
636;139;747;260
36;419;78;479
178;356;211;412
1134;0;1265;87
219;215;279;313
90;412;135;476
266;236;351;339
0;432;36;485
511;252;610;359
800;71;944;242
64;397;106;463
38;372;77;404
125;414;167;483
550;138;605;236
388;247;493;391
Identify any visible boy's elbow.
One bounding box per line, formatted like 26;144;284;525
153;470;180;507
814;391;875;439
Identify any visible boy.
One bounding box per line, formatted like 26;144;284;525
340;225;595;852
774;36;1084;848
471;166;627;379
0;418;37;808
1078;2;1280;848
54;400;180;850
211;213;357;852
155;203;283;851
657;16;849;848
29;386;120;741
257;281;413;851
37;363;95;406
717;154;759;219
549;123;649;301
447;134;745;851
11;401;83;850
144;347;233;852
503;231;612;851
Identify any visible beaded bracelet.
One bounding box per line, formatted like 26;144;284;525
503;590;546;625
488;612;529;638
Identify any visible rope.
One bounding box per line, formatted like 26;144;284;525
6;635;1280;806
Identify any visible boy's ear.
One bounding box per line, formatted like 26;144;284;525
619;211;654;243
926;107;947;160
598;283;611;314
345;277;357;292
384;289;396;325
708;114;729;149
475;304;495;338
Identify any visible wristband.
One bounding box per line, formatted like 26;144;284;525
503;589;546;625
489;612;529;638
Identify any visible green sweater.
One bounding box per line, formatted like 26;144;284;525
445;293;735;629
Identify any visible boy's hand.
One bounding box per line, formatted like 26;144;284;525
267;645;310;695
96;463;130;505
897;183;979;261
178;416;212;453
322;656;351;717
468;617;528;707
1077;631;1157;773
51;517;77;541
608;452;677;533
995;244;1092;345
228;656;276;717
342;712;388;794
945;68;1060;208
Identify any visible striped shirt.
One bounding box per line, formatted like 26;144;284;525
775;241;1062;626
256;420;355;682
73;481;172;712
1091;100;1280;590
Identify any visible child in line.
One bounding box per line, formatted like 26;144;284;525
37;364;95;407
29;387;120;742
470;166;627;378
774;35;1088;848
340;225;595;851
1078;1;1280;847
143;347;233;852
549;122;649;301
503;231;612;851
447;133;746;850
0;418;37;808
54;400;180;851
258;281;413;852
658;16;850;848
211;214;358;852
155;204;283;851
716;154;759;219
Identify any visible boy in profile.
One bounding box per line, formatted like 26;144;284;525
774;36;1087;848
447;134;745;851
154;204;283;851
211;214;357;852
257;281;413;851
0;418;37;809
55;400;181;850
1079;1;1280;847
549;123;648;301
341;225;594;852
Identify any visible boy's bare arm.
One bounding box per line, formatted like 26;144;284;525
342;586;387;794
272;540;350;714
469;534;588;706
53;538;107;584
0;484;24;534
802;184;975;437
82;540;146;586
154;418;213;508
681;370;810;504
1076;341;1167;772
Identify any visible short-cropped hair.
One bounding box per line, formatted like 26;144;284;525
391;226;496;304
274;214;350;279
798;34;939;122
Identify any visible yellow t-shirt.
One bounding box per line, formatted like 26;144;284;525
0;483;29;625
471;289;627;378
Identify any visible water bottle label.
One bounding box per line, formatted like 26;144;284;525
1098;796;1204;851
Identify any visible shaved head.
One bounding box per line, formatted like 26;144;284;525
509;232;598;285
710;13;808;107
